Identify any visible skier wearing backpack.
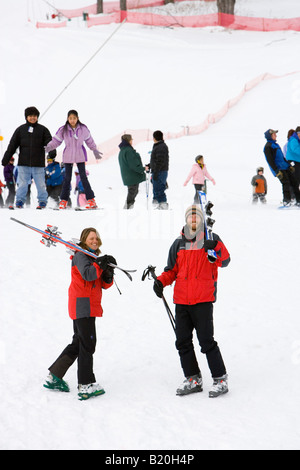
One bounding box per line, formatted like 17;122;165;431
153;204;230;398
43;227;116;400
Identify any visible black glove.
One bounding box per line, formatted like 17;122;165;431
153;279;164;298
96;255;117;270
203;239;218;252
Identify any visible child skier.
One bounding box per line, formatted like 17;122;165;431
75;168;89;208
45;110;102;210
251;167;267;204
3;156;15;206
184;155;215;203
43;227;116;400
45;155;63;207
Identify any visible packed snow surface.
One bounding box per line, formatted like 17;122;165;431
0;0;300;451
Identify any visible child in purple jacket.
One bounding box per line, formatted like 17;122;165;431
45;110;102;210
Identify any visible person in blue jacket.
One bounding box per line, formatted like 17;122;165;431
45;155;63;206
285;126;300;187
263;129;300;206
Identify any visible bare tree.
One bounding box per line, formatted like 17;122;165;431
120;0;127;11
97;0;103;14
217;0;236;15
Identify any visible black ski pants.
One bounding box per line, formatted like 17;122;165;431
49;317;97;385
175;302;226;379
60;162;95;201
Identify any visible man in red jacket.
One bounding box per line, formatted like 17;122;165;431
153;205;230;398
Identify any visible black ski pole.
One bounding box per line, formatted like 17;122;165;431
142;265;176;333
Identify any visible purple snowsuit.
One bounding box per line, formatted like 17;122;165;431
45;123;97;163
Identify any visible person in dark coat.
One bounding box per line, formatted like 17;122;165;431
1;106;56;209
118;134;146;209
153;205;230;398
43;227;116;400
150;130;169;209
263;128;300;206
3;156;16;206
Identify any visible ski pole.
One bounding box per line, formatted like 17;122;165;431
142;265;176;333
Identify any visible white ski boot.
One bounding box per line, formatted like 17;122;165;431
176;374;203;396
78;383;105;401
209;374;228;398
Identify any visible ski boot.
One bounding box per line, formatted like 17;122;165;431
209;374;228;398
36;202;47;210
43;373;70;392
78;383;105;401
176;374;203;396
85;198;97;210
58;199;68;210
15;201;24;209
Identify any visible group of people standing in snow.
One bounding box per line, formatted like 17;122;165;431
1;107;102;210
261;127;300;206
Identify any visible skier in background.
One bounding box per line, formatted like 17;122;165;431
149;130;169;209
263;128;300;207
251;166;267;204
153;204;230;398
75;168;89;207
184;155;216;203
118;134;146;209
3;156;16;207
45;155;63;207
1;106;55;209
45;109;102;210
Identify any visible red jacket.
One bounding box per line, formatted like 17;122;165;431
68;251;113;320
157;228;230;305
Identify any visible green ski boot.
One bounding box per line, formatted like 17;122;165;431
43;373;70;392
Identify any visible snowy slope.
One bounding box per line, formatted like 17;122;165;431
1;0;300;451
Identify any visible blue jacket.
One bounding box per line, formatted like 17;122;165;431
286;132;300;164
45;161;63;187
263;130;290;176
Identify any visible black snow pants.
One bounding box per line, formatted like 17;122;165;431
175;302;226;379
49;317;97;385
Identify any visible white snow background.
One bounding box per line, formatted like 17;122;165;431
0;0;300;451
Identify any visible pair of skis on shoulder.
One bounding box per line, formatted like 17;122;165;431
10;217;135;281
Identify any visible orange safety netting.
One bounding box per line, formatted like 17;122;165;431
86;11;300;30
94;71;300;161
53;70;300;163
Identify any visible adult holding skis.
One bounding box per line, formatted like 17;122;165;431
118;134;146;209
43;227;116;400
45;110;102;210
149;130;169;209
153;204;230;398
263;129;300;207
1;106;55;209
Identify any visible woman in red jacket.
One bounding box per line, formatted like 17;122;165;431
44;227;115;400
153;205;230;398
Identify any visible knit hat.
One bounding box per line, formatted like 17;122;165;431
25;106;40;118
185;204;203;222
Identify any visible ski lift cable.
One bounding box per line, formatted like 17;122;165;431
40;18;127;120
